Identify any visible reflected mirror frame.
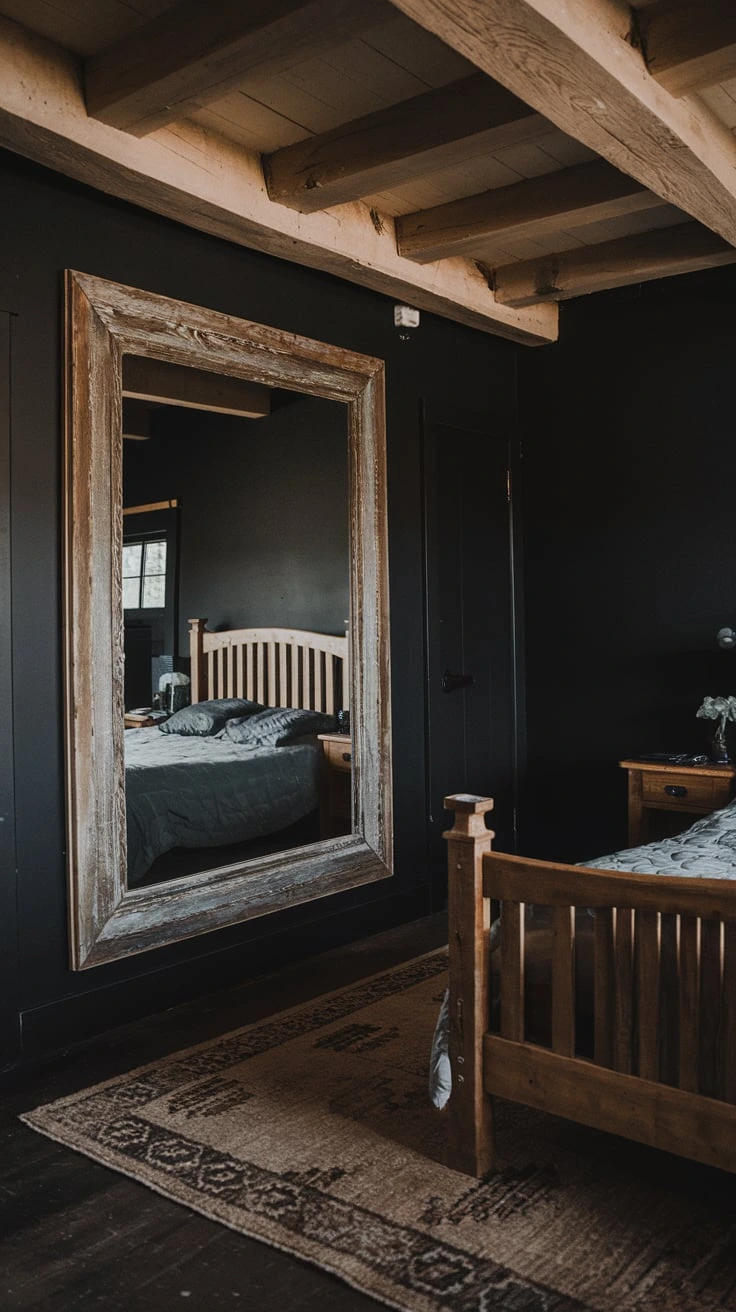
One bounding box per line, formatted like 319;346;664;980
63;270;393;969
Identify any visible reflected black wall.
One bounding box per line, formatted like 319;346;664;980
519;271;736;864
0;149;517;1069
124;395;350;652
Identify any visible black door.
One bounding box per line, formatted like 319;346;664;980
422;406;521;886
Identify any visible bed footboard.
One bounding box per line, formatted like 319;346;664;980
443;796;736;1178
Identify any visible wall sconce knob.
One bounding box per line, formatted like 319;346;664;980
717;626;736;649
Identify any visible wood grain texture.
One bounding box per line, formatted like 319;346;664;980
64;270;392;969
678;915;700;1092
640;1;736;97
499;900;525;1043
386;0;736;247
446;796;736;1181
0;16;556;347
84;0;393;135
613;907;633;1074
699;919;722;1098
724;924;736;1102
397;160;654;264
636;909;660;1082
552;905;575;1057
190;623;347;716
492;222;736;305
265;73;546;213
484;1035;736;1174
443;794;495;1178
594;908;615;1069
483;851;736;921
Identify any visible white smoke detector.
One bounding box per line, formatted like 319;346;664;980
394;305;420;329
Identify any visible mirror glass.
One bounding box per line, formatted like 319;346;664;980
63;271;392;969
121;361;351;889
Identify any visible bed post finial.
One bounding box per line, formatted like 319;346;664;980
188;618;208;704
443;794;495;1178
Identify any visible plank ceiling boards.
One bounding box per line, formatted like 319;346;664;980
1;1;736;336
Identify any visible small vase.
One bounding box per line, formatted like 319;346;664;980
711;721;731;764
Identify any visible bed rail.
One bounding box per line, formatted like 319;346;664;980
188;619;348;715
444;795;736;1178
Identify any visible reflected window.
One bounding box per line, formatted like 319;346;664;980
123;537;168;610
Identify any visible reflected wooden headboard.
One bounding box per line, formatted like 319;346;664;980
188;619;348;715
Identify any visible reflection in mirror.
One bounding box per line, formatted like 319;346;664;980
64;271;391;969
121;368;351;888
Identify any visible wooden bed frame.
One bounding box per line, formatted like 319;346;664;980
443;793;736;1179
188;619;348;715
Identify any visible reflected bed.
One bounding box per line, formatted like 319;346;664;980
124;624;349;886
125;728;322;885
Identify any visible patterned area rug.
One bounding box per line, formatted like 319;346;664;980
21;950;736;1312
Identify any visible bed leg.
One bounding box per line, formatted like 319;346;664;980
443;794;495;1178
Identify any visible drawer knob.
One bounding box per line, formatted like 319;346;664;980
665;784;687;798
342;751;352;763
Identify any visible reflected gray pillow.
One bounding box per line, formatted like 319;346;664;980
159;698;264;736
224;706;337;747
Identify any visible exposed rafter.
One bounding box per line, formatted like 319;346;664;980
491;222;736;306
122;357;271;418
396;160;656;265
385;0;736;249
85;0;392;137
265;74;546;214
639;1;736;98
0;16;557;346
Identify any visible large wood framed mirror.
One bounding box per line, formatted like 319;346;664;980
64;270;392;968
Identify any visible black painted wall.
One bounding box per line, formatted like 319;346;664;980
124;395;350;654
519;270;736;864
0;150;518;1070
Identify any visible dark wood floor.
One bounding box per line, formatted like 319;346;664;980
1;913;448;1311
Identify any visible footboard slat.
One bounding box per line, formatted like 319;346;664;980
614;908;634;1074
724;924;736;1103
552;906;575;1056
636;910;660;1082
500;901;525;1042
700;921;722;1098
679;916;700;1093
659;914;679;1087
594;909;615;1068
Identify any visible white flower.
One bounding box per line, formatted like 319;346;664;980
696;695;736;723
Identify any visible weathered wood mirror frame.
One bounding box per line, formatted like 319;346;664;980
64;270;393;969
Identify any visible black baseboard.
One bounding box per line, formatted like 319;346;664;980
11;886;432;1072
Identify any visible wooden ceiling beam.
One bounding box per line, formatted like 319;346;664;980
122;358;271;418
85;0;392;137
491;222;736;305
265;74;546;214
397;160;656;265
639;1;736;98
386;0;736;248
0;17;557;346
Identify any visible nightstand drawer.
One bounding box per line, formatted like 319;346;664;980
641;771;720;811
321;738;352;772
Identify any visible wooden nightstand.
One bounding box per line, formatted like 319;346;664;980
619;758;736;846
317;733;352;838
